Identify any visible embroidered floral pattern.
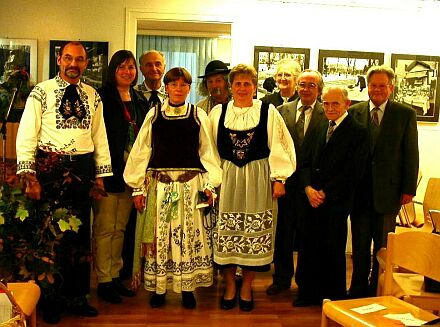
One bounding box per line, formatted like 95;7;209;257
229;131;255;161
96;164;112;175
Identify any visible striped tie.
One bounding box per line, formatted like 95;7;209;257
326;120;336;143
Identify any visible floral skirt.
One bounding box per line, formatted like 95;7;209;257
213;158;277;267
140;171;213;294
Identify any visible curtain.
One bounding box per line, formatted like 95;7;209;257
136;35;217;103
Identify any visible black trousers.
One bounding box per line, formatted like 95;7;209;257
37;151;94;300
350;205;397;297
296;205;348;301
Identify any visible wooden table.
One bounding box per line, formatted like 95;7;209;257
321;296;439;326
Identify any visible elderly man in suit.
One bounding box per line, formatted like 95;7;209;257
348;65;419;298
267;70;327;297
293;85;368;306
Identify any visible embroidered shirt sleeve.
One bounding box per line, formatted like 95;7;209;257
16;85;45;174
267;105;296;180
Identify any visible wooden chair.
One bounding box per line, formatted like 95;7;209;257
397;177;440;231
7;281;41;327
397;170;422;227
378;231;440;311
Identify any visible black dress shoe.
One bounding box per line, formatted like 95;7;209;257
149;293;166;308
98;282;122;304
112;278;136;297
292;297;321;307
68;297;98;317
266;283;290;296
43;307;61;324
182;291;196;309
220;291;237;310
239;292;254;312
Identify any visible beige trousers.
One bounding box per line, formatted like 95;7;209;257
93;188;133;283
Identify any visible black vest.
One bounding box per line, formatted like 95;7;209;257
148;104;205;171
217;102;270;167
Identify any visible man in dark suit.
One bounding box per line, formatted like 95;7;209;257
294;85;368;306
348;65;419;298
260;59;301;107
267;70;327;296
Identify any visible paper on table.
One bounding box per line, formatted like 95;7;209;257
351;303;387;314
384;313;427;326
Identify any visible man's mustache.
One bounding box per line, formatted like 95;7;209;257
210;87;222;96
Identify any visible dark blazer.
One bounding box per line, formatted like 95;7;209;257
302;114;368;214
277;100;327;174
349;100;419;214
98;84;148;193
260;91;299;108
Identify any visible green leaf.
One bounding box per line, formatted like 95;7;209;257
58;219;70;232
53;208;69;220
68;215;82;233
15;206;29;221
0;213;4;225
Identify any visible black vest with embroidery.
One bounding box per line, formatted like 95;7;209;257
148;104;205;170
217;102;270;167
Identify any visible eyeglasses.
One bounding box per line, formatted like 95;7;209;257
298;82;317;89
61;55;86;64
168;82;190;89
368;84;390;90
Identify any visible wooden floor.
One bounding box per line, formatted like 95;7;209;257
37;256;350;326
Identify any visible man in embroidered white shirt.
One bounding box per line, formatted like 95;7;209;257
16;41;112;324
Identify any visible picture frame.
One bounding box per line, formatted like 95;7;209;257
49;40;109;89
254;46;310;99
0;38;37;118
391;53;440;122
318;49;384;103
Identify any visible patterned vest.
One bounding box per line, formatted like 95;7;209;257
217;102;270;167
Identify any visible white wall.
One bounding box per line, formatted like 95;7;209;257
1;0;439;196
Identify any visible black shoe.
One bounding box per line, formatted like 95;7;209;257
97;282;122;304
112;278;135;297
149;293;166;308
239;292;254;312
43;307;61;324
220;291;237;310
292;296;321;307
68;297;98;317
182;291;196;309
266;283;290;296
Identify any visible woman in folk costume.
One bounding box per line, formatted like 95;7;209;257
209;64;296;311
123;67;222;309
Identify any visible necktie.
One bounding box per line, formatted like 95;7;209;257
59;84;86;121
148;90;161;109
326;120;336;143
295;106;310;146
371;107;380;126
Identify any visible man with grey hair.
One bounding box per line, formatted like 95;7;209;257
260;58;301;107
348;65;419;298
267;70;326;297
135;50;166;109
294;85;367;306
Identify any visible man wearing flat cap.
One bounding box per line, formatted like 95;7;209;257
197;60;231;113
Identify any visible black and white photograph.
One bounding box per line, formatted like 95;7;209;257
391;54;440;122
254;46;310;99
49;40;109;89
0;38;37;119
318;49;384;103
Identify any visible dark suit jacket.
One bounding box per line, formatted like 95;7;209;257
302;114;368;214
260;91;299;107
349;100;419;214
277;100;327;174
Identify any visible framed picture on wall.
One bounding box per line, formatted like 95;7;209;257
49;40;109;89
391;53;440;122
318;49;384;103
0;38;37;120
253;46;310;99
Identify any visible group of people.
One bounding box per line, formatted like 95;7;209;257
14;40;418;325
